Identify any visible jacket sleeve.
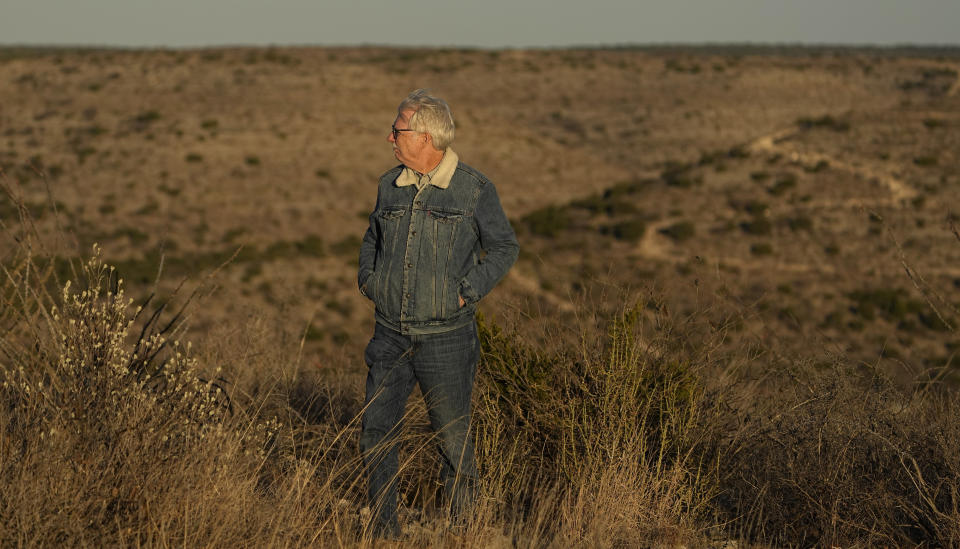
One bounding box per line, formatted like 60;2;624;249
459;181;519;304
358;191;380;297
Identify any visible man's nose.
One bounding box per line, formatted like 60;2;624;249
387;132;395;143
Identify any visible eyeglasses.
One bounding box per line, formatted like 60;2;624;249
391;124;418;140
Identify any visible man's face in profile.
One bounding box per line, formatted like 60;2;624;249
389;109;428;168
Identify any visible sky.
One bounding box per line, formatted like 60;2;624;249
2;0;959;50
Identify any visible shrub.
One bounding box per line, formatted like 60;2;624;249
0;247;287;545
744;200;768;216
796;115;850;132
330;235;359;257
134;110;161;124
610;219;646;242
847;287;951;330
768;174;797;196
740;217;772;236
716;364;960;547
804;160;830;173
523;205;570;238
662;163;701;188
475;304;715;542
787;215;814;232
659;221;695;242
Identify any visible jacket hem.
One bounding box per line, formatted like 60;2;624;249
374;308;476;335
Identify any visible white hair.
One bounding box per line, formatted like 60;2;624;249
398;89;455;150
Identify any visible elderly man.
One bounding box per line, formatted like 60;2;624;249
357;89;519;537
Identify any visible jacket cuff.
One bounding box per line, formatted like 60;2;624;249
358;270;373;298
459;278;480;304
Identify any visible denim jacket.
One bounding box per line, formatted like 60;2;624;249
358;161;519;335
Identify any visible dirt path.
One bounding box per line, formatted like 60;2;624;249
505;268;576;313
746;129;918;205
636;218;677;264
632;121;924;274
901;59;960;97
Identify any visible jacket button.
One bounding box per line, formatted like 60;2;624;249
407;263;412;268
415;201;422;206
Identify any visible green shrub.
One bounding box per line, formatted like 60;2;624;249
847;287;929;325
661;164;701;188
744;200;768;216
523;205;570;238
476;305;704;481
796;115;850;132
330;235;359;257
134;110;161;124
768;174;797;196
158;183;181;197
659;221;695;242
740;217;772;236
787;216;813;232
571;185;642;217
664;59;701;74
610;219;646;242
75;146;96;164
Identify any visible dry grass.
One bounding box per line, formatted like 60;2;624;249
2;181;959;546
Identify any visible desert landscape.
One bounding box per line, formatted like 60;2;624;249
1;45;959;546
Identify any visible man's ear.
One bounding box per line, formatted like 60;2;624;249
424;133;442;151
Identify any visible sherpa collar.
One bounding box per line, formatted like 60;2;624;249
395;148;459;190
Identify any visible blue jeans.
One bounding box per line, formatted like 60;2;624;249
360;320;480;536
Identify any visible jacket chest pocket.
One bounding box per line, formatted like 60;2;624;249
377;207;406;224
426;209;466;251
428;209;464;224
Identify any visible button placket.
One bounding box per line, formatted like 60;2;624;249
400;185;429;323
